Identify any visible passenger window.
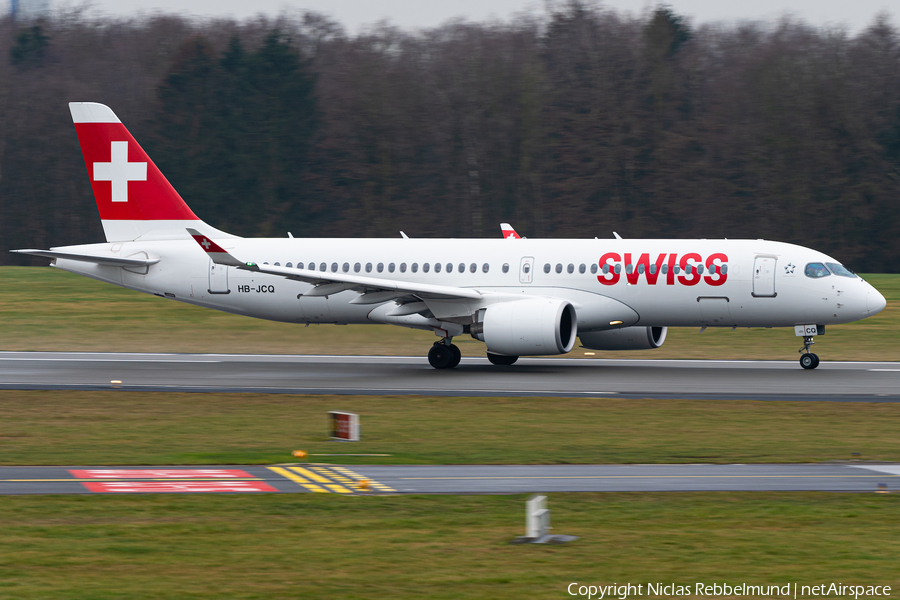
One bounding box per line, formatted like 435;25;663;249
673;265;680;274
721;265;728;274
649;264;656;275
446;263;453;273
482;263;489;273
297;262;304;270
274;262;281;266
805;263;830;278
685;265;692;274
602;264;609;274
400;263;407;273
342;262;350;273
423;263;430;273
331;263;339;272
366;263;372;273
469;263;477;273
502;263;509;273
826;262;856;277
388;263;395;273
626;264;633;274
614;264;621;274
579;264;586;274
555;263;562;274
354;262;361;273
435;263;442;273
637;264;644;274
411;263;418;273
697;264;704;274
319;263;327;271
662;264;668;274
459;263;466;273
544;263;551;274
286;262;292;268
377;263;384;273
590;264;597;274
567;264;574;274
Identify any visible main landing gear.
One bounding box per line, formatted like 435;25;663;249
799;336;820;370
428;339;461;369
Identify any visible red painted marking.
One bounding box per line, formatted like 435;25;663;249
70;469;253;479
82;481;277;493
73;122;198;221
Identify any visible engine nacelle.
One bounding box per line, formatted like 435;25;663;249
579;326;667;351
472;298;577;356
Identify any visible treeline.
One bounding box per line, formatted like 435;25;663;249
1;4;899;271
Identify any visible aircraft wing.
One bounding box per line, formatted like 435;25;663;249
187;229;482;301
11;249;160;267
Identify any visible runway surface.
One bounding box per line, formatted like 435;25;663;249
1;463;896;495
1;352;900;401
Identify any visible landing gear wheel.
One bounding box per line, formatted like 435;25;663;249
428;343;453;369
800;353;819;370
448;344;461;369
487;353;519;366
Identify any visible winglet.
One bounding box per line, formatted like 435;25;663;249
187;228;249;267
500;223;521;239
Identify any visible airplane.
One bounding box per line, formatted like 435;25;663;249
12;102;887;370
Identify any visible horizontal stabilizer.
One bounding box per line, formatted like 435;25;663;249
11;249;160;267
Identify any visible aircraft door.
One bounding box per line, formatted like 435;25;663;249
752;256;776;297
208;260;230;294
519;257;534;284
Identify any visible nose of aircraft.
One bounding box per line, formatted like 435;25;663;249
866;287;887;315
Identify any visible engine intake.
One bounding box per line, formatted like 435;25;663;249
473;298;577;356
579;326;667;351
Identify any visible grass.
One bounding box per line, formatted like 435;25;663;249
2;391;900;465
0;267;897;360
0;492;897;599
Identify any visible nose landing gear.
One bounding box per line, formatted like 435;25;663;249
428;338;461;369
799;336;820;370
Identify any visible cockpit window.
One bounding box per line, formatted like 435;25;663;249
825;262;856;278
804;263;830;278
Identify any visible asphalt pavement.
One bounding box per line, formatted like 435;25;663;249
0;463;896;495
1;352;899;401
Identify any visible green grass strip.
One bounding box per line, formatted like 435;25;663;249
2;391;899;465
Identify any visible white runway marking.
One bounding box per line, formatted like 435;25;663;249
0;358;221;363
852;465;900;476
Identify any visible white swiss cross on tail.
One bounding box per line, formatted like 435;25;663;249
93;141;147;202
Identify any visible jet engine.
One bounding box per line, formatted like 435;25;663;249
471;298;577;356
579;326;667;351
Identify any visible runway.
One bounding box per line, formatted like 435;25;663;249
0;463;896;495
1;351;899;401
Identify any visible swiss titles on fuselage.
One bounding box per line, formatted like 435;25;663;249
598;252;728;286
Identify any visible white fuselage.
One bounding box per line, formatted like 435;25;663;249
50;237;884;332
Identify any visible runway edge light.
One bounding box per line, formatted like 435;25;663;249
292;450;308;459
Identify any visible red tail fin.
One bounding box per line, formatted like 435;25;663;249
69;102;206;241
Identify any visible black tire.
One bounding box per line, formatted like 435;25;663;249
800;353;818;370
428;344;453;369
487;353;518;366
448;344;461;369
810;353;820;369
